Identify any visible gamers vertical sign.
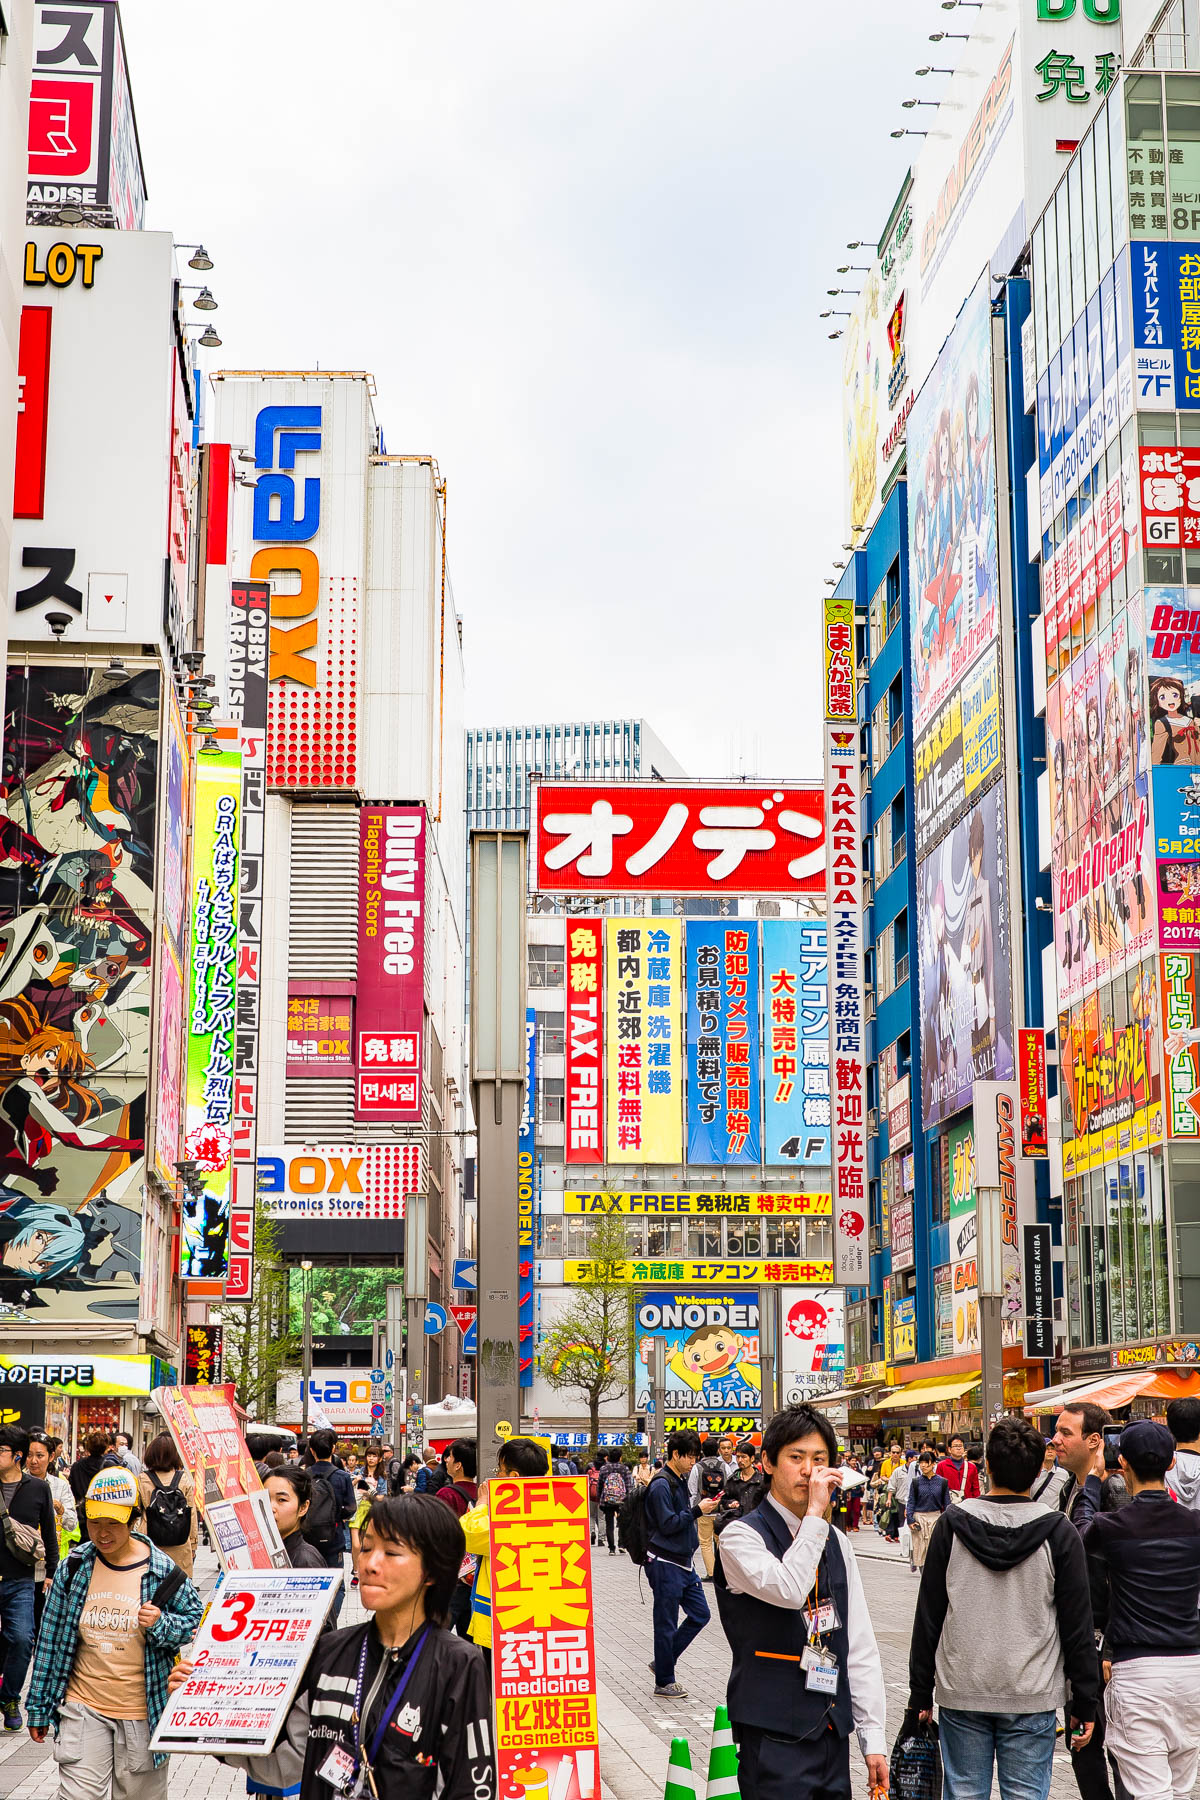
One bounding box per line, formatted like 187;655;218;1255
356;807;425;1121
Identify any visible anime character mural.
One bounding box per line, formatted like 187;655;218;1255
917;784;1015;1129
0;667;159;1322
908;272;1000;738
635;1292;762;1420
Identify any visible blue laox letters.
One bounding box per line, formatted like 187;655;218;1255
252;405;322;541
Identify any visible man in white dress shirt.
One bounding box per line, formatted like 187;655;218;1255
715;1404;888;1800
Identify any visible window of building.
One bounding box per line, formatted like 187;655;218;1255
869;580;888;659
894;909;909;988
528;943;564;989
540;1077;565;1123
539;1215;564;1257
876;922;893;1001
890;796;906;870
886;558;901;635
537;1017;565;1057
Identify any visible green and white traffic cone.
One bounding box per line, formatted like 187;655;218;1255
705;1705;739;1800
664;1736;699;1800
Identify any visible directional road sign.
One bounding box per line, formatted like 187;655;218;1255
423;1302;448;1335
463;1320;477;1356
452;1259;477;1291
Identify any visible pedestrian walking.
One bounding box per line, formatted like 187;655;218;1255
1165;1396;1200;1510
136;1433;198;1577
435;1439;478;1520
67;1434;111;1544
936;1434;982;1502
174;1493;495;1800
634;1450;653;1487
906;1449;950;1572
264;1468;328;1569
25;1465;202;1798
1031;1441;1071;1508
305;1429;357;1624
844;1455;863;1533
644;1429;719;1698
716;1439;761;1532
0;1424;58;1729
1084;1419;1200;1800
1053;1403;1129;1530
112;1434;142;1477
1053;1401;1130;1800
415;1448;448;1493
24;1433;77;1608
715;1404;888;1800
690;1436;731;1578
587;1455;603;1544
907;1415;1098;1800
599;1447;630;1555
887;1453;912;1548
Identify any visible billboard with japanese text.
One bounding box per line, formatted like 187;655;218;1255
182;744;241;1281
27;1;146;226
565;919;603;1164
563;1191;830;1216
826;715;867;1285
534;783;824;896
1059;959;1164;1178
634;1290;761;1418
685;922;760;1165
917;782;1015;1130
762;918;830;1167
780;1287;844;1400
604;919;681;1164
356;805;424;1121
907;272;999;739
0;665;156;1324
1162;951;1200;1140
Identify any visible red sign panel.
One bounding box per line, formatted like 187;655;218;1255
533;782;825;895
565;919;603;1163
489;1478;599;1800
286;991;354;1074
356;806;424;1120
28;76;96;179
13;307;52;520
449;1305;477;1336
1140;445;1200;552
1018;1029;1048;1159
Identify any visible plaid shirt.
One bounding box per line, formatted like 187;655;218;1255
26;1532;203;1766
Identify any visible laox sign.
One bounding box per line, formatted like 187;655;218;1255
250;405;322;686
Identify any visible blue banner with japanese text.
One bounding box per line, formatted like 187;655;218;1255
762;919;831;1167
685;922;761;1165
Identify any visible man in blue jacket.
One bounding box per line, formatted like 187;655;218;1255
645;1428;719;1698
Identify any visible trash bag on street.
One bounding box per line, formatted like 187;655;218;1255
889;1712;942;1800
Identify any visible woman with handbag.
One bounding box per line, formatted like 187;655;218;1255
25;1465;203;1800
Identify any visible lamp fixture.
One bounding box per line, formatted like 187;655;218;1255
200;730;220;754
915;66;954;76
180;284;218;312
836;264;870;273
902;98;938;108
198;325;222;348
829;330;843;339
891;129;929;138
45;611;71;639
55;204;84;225
176;243;214;271
943;1;982;8
819;309;851;319
826;287;861;296
107;656;127;674
929;30;969;39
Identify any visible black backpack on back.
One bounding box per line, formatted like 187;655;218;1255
617;1480;652;1564
144;1471;191;1548
697;1455;726;1499
303;1468;341;1546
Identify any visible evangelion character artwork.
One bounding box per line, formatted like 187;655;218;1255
917;784;1015;1130
907;273;1000;739
0;667;160;1322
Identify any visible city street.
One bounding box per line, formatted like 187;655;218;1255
0;1533;1115;1800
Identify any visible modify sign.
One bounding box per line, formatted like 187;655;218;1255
489;1477;599;1800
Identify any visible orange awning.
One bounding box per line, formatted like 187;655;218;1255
1025;1368;1200;1415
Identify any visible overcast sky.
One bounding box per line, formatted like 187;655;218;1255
125;1;946;779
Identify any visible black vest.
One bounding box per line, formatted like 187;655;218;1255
714;1501;854;1740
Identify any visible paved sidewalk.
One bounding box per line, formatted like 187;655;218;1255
0;1528;1188;1800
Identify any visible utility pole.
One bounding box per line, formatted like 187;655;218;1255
300;1260;313;1439
758;1285;778;1429
469;830;528;1461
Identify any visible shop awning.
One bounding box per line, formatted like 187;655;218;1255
805;1385;882;1409
1025;1367;1200;1415
870;1375;981;1410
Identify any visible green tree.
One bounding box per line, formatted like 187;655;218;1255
214;1202;299;1418
538;1213;634;1445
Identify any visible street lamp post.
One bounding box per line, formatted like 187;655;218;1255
469;830;529;1460
300;1260;314;1439
404;1194;429;1455
758;1286;778;1430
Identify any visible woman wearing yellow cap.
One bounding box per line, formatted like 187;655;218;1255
25;1464;202;1799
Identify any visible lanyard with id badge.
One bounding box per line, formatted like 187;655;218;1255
799;1563;841;1696
318;1624;431;1797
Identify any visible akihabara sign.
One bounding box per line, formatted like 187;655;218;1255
257;1145;422;1220
356;807;424;1120
533;782;825;895
27;1;146;228
248;397;359;791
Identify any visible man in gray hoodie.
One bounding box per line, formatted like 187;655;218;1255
907;1415;1098;1800
1166;1396;1200;1511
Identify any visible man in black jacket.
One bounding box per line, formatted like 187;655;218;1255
0;1425;58;1731
644;1428;719;1698
1085;1419;1200;1800
308;1429;356;1622
908;1416;1098;1800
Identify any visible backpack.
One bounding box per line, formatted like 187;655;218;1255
697;1456;726;1499
587;1466;601;1501
0;1478;44;1573
303;1468;341;1546
143;1471;191;1548
617;1479;651;1563
600;1466;627;1507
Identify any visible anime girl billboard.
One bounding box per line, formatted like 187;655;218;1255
634;1291;761;1422
0;666;158;1322
917;783;1015;1130
907;271;1000;740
